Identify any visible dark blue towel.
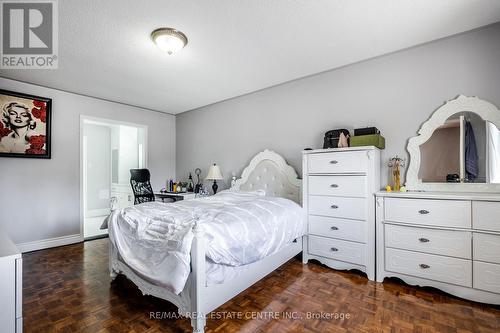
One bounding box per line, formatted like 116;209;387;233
465;121;478;180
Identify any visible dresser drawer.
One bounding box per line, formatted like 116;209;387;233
308;151;367;174
309;195;365;220
473;201;500;232
385;248;472;287
308;235;365;265
385;224;471;259
473;261;500;294
309;216;366;243
474;233;500;264
308;175;366;198
384;198;471;228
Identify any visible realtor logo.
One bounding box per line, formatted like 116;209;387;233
1;0;58;69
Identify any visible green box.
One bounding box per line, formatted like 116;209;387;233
350;134;385;149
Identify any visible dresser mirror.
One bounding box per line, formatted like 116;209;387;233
406;95;500;192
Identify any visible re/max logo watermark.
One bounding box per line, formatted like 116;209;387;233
1;0;58;69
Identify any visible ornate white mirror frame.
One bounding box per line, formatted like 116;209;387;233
406;95;500;192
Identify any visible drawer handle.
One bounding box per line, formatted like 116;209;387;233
330;184;339;188
330;226;339;230
330;160;338;164
418;238;430;243
419;264;430;269
331;205;339;209
418;210;429;215
331;247;339;252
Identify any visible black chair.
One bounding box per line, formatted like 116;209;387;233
130;169;155;204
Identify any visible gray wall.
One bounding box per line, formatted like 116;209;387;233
0;77;176;245
176;23;500;189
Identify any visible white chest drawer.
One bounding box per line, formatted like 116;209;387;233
385;248;472;287
474;261;500;294
309;216;366;243
473;201;500;232
384;198;471;228
304;147;379;281
309;195;366;220
308;151;367;174
308;175;366;198
308;235;365;265
474;233;500;264
385;224;471;259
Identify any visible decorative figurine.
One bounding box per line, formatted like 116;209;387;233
388;156;405;192
400;186;407;192
385;185;392;192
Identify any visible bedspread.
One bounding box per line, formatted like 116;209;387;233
108;190;305;294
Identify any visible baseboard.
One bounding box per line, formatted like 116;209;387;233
16;234;83;253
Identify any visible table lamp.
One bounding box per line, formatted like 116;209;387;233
206;163;223;194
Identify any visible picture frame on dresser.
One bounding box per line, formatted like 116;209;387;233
302;146;381;281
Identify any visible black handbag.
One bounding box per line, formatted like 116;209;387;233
323;129;350;149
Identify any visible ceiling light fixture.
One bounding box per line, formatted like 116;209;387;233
151;28;188;55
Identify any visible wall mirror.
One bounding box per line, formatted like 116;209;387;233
406;95;500;192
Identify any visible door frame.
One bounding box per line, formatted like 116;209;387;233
79;115;148;239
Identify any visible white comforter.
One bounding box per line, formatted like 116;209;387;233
108;190;305;294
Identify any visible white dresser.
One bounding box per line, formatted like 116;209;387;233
376;191;500;304
302;147;380;280
0;229;22;333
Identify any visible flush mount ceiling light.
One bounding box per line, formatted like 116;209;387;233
151;28;188;55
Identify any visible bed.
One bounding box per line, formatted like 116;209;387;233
108;149;304;333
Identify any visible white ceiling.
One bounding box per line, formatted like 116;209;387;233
1;0;500;114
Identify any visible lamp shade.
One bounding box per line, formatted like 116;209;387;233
205;164;223;180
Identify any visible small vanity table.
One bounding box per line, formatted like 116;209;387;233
376;96;500;304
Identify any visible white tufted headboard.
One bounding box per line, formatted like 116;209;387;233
231;150;302;204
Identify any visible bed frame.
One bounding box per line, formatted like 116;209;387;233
109;149;303;333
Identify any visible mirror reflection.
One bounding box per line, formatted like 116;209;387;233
419;112;500;183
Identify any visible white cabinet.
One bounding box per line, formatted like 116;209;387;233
303;147;380;280
377;192;500;304
0;229;22;333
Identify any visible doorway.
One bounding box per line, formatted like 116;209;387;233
80;116;147;239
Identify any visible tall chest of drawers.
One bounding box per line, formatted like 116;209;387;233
376;192;500;304
302;147;380;280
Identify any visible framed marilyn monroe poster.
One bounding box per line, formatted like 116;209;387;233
0;89;52;158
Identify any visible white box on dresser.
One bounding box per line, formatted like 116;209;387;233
376;191;500;305
0;229;22;333
302;146;380;280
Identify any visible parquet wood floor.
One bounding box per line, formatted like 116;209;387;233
23;238;500;333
